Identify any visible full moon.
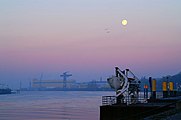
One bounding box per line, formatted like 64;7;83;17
122;19;128;26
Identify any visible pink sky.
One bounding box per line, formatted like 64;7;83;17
0;0;181;88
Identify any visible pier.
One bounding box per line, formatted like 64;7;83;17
100;96;181;120
100;67;181;120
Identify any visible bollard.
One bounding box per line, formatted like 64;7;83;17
162;82;168;98
152;79;156;99
169;82;174;97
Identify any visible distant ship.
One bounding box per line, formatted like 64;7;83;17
0;84;11;94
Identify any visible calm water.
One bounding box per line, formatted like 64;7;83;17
0;91;114;120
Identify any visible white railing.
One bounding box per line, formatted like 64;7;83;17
102;96;116;105
102;96;148;106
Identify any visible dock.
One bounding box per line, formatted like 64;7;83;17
100;67;181;120
100;97;181;120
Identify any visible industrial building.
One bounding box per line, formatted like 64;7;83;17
31;72;111;90
32;79;76;89
31;79;111;91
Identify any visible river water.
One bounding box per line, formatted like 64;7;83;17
0;91;115;120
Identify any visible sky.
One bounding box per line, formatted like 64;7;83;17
0;0;181;88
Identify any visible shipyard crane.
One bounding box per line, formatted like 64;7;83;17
60;72;72;88
107;67;140;105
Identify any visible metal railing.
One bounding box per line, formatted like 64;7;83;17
102;96;116;105
102;96;148;106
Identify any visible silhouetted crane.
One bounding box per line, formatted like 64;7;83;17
60;72;72;88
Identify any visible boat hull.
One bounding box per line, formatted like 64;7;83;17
0;88;11;94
